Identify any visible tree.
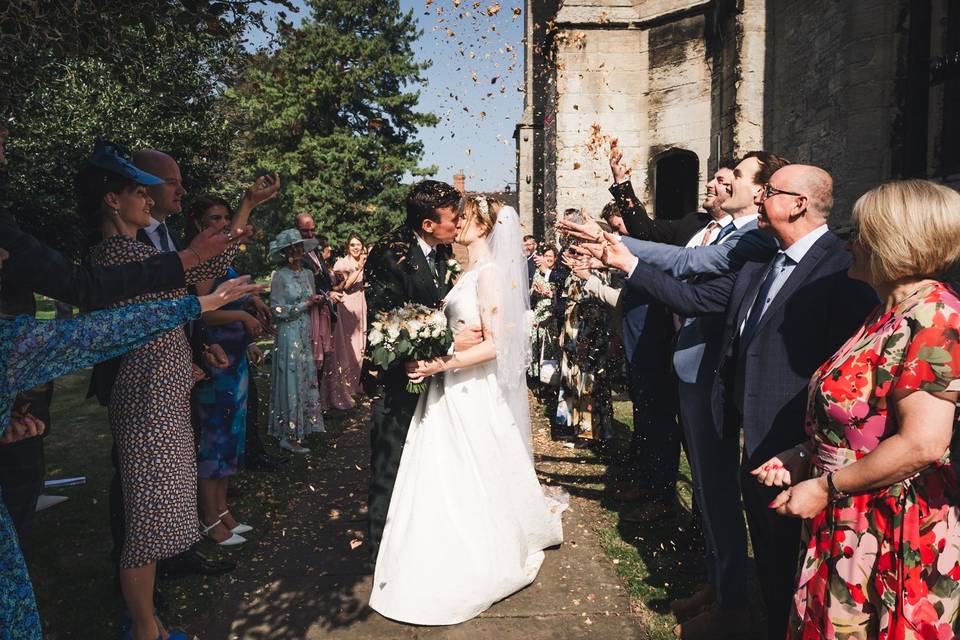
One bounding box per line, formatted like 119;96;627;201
225;0;438;265
0;20;248;260
0;0;296;114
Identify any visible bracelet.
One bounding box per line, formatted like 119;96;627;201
826;472;848;501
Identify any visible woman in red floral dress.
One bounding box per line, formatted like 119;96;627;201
753;179;960;639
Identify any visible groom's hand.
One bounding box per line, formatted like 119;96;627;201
454;326;484;352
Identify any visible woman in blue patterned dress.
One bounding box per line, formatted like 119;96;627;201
0;245;262;640
186;196;273;546
268;229;325;454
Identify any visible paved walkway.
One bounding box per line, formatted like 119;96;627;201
190;401;645;639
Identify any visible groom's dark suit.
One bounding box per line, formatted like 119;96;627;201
365;223;451;562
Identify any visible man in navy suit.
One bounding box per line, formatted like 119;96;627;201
602;153;762;525
615;152;785;628
594;164;876;640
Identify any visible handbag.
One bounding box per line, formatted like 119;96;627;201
538;339;560;386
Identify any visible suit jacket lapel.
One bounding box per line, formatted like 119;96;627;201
435;247;450;297
748;232;836;341
732;263;766;333
406;233;441;302
136;228;155;249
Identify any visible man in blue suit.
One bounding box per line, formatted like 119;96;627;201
565;152;786;632
590;164;876;640
602;153;734;521
622;153;784;630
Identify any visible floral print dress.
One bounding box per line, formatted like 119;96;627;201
791;281;960;639
268;266;324;440
0;298;201;640
528;269;560;380
555;272;614;440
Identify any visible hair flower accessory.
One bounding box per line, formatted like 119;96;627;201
474;195;489;218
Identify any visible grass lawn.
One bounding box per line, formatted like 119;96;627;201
579;399;763;640
26;365;347;639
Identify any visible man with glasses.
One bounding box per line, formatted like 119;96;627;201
586;164;876;639
558;151;786;636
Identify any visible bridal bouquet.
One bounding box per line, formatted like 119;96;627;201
368;303;453;393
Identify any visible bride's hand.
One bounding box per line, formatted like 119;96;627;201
405;358;443;382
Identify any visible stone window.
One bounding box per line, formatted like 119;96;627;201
651;149;700;220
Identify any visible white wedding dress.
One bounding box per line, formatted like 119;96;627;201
369;260;566;626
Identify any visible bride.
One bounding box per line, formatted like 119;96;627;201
368;197;566;625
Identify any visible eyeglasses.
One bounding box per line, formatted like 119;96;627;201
762;183;804;200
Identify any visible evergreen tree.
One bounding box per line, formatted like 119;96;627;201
227;0;438;262
0;25;247;259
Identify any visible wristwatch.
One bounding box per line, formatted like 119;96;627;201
826;472;848;501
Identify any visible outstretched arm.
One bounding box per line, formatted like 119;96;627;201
625;259;736;317
3;298;201;429
621;227;776;278
1;220;187;308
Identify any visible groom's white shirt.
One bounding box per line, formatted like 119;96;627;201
414;232;436;275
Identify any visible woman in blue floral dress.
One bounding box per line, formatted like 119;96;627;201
0;263;260;640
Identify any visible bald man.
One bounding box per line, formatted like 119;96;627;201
297;212;341;303
132;149;187;251
592;164;877;640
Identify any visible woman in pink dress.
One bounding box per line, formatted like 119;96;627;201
321;232;367;410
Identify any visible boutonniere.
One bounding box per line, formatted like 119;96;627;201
445;258;462;285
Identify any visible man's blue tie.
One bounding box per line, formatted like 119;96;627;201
710;221;737;245
739;252;788;347
156;222;172;252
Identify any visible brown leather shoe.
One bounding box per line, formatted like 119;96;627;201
672;605;752;639
669;584;715;621
619;501;677;523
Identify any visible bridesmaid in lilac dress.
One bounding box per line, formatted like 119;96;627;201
322;232;367;410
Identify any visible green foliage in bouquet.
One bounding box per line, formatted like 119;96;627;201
368;303;453;393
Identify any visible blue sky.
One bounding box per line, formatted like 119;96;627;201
247;0;524;192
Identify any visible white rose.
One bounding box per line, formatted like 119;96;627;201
369;329;384;346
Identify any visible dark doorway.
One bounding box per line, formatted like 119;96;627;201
653;149;700;220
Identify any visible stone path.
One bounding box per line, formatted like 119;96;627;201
190;400;645;639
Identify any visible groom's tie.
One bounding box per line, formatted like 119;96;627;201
425;248;438;280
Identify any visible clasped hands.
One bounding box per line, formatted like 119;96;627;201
751;445;829;519
404;326;483;383
1;404;45;445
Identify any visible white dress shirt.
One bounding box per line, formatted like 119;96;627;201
685;214;733;248
739;223;830;333
143;216;177;253
414;232;437;275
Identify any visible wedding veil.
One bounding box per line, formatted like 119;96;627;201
483;204;534;459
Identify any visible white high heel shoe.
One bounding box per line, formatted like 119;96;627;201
201;519;246;546
219;510;253;535
279;438;310;454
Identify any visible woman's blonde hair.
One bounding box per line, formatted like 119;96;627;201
854;179;960;283
462;195;502;235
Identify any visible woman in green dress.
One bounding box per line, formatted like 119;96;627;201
267;229;325;454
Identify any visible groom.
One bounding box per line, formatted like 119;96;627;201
365;180;482;563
